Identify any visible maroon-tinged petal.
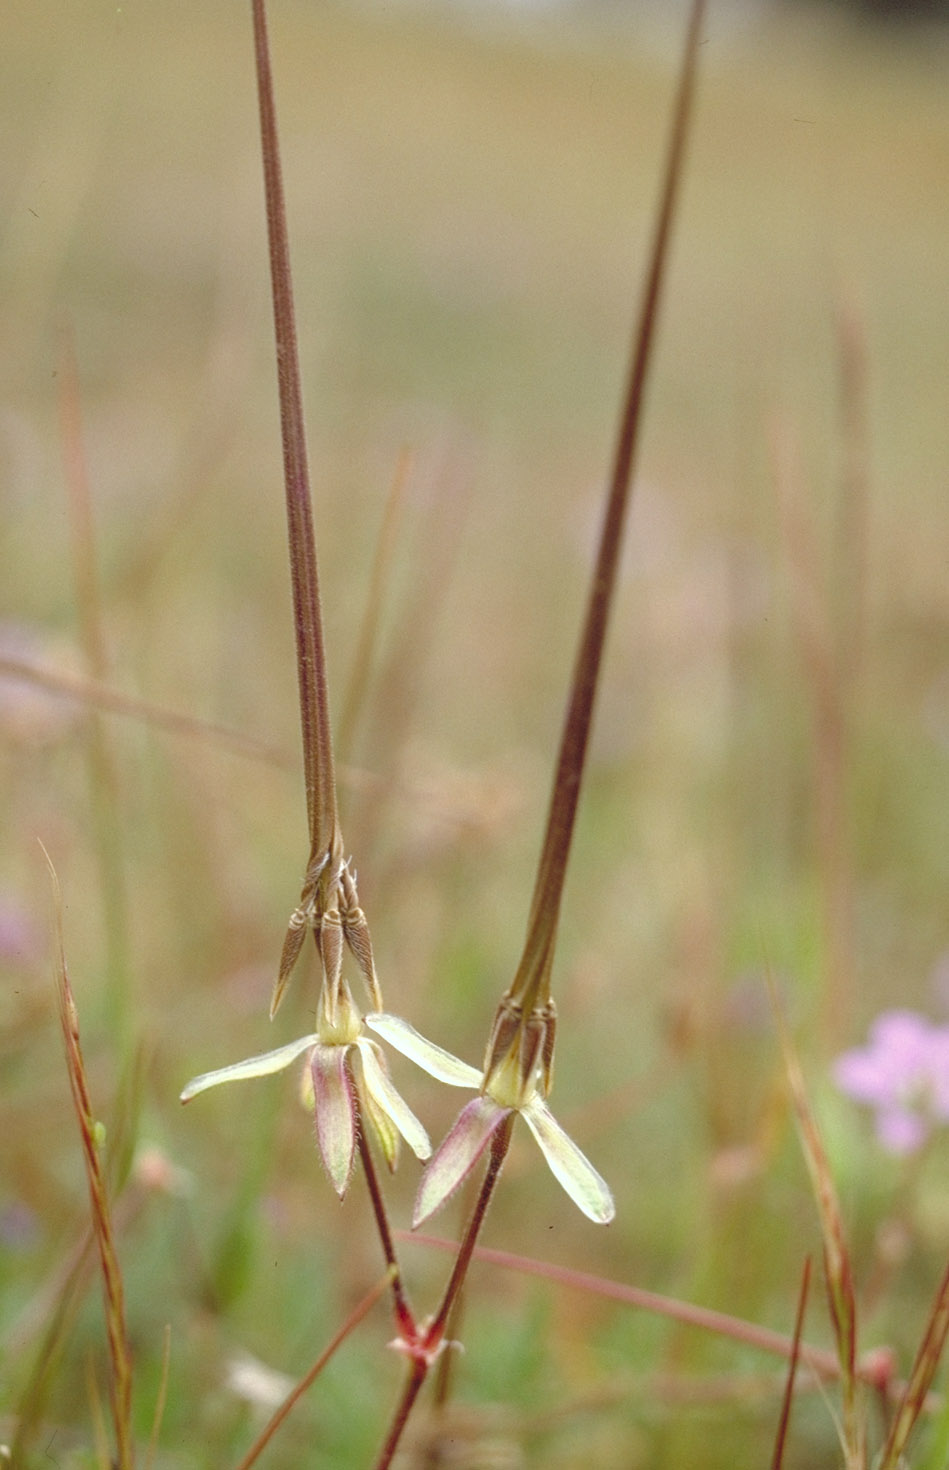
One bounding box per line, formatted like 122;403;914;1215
414;1096;510;1229
310;1045;356;1198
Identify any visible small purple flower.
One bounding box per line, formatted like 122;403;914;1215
833;1010;949;1154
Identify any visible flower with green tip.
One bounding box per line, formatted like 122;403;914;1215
366;1007;614;1227
181;980;430;1199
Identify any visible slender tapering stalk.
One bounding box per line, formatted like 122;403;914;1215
251;0;337;859
508;0;706;1018
242;1;424;1364
378;2;706;1456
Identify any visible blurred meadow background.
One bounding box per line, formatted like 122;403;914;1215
2;1;948;1465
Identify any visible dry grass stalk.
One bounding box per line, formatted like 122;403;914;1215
59;323;133;1049
878;1258;949;1470
774;991;864;1468
234;1269;395;1470
335;445;414;766
0;653;290;766
46;851;135;1469
769;1258;812;1470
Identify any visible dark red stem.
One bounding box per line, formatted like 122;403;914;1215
373;1115;515;1470
356;1123;416;1343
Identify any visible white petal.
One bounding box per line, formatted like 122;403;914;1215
522;1100;615;1225
180;1034;320;1102
366;1014;482;1088
414;1096;509;1228
357;1040;431;1161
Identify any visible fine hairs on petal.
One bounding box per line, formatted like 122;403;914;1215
367;1014;482;1089
180;1034;320;1103
311;1046;357;1198
414;1097;510;1229
357;1039;431;1162
522;1101;615;1225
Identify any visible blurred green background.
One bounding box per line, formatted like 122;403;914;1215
2;2;948;1465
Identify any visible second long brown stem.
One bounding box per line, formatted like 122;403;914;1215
374;1115;515;1470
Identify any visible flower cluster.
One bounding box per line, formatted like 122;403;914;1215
182;905;614;1224
181;848;431;1198
833;1010;949;1154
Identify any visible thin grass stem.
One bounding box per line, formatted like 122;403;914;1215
769;1258;812;1470
878;1257;949;1470
59;324;134;1052
0;654;290;766
336;446;414;765
45;851;135;1469
144;1325;172;1470
234;1269;395;1470
407;1233;907;1399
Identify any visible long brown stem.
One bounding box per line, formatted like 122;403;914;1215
374;1116;515;1470
251;0;337;854
511;0;706;1011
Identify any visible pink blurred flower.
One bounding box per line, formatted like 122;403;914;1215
833;1010;949;1154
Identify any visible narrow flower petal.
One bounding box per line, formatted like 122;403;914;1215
356;1039;431;1162
367;1013;482;1088
311;1045;356;1198
180;1034;320;1102
361;1082;400;1173
522;1099;615;1224
414;1096;509;1229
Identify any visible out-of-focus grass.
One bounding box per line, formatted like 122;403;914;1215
2;2;948;1465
